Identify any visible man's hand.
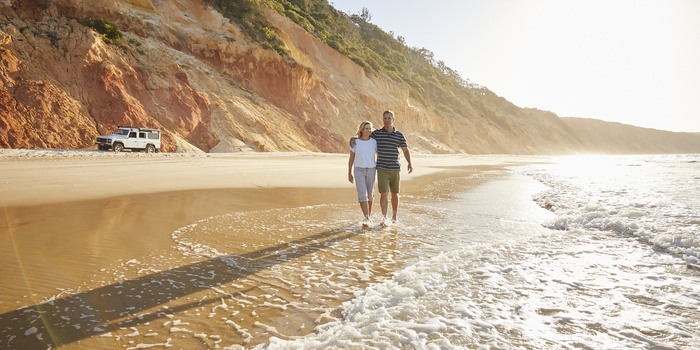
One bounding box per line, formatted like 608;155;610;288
349;137;357;148
401;146;412;174
348;174;354;183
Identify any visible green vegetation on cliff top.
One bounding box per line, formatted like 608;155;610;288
204;0;502;117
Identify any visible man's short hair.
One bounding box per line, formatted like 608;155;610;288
383;110;394;117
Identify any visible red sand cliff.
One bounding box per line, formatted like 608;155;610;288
1;0;699;154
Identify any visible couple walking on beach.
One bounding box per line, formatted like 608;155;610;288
348;110;413;227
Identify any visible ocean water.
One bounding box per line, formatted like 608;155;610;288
253;154;700;349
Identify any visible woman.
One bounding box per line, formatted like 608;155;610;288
348;121;377;226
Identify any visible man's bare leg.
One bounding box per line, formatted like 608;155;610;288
380;192;390;225
391;192;400;222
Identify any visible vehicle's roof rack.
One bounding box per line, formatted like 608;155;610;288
116;125;160;132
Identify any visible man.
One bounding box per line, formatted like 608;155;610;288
352;110;412;226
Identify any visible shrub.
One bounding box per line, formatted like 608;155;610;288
204;0;291;57
82;18;122;42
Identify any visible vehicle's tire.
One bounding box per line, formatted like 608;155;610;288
113;143;124;153
146;144;156;153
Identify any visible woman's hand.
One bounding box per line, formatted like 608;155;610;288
348;174;354;183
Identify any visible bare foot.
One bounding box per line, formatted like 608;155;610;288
380;217;391;228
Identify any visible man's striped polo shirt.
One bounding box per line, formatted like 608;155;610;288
373;127;408;171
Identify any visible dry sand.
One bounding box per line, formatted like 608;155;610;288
0;150;541;349
0;150;524;207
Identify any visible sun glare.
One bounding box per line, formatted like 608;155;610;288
551;154;626;181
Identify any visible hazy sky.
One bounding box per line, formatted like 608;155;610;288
329;0;700;133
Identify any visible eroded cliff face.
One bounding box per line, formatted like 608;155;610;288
0;0;369;153
1;0;699;154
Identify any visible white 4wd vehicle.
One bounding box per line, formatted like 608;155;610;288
95;126;161;153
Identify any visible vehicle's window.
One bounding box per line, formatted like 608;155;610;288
139;132;146;138
148;133;159;140
129;132;136;138
114;129;128;135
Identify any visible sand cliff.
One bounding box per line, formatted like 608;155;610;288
1;0;699;154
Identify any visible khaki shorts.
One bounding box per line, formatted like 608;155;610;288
377;169;400;193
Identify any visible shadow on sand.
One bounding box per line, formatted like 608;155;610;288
0;224;366;349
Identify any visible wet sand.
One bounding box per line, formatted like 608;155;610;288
0;151;539;349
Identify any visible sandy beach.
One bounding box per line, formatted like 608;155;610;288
3;151;699;350
0;150;525;207
0;150;537;349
